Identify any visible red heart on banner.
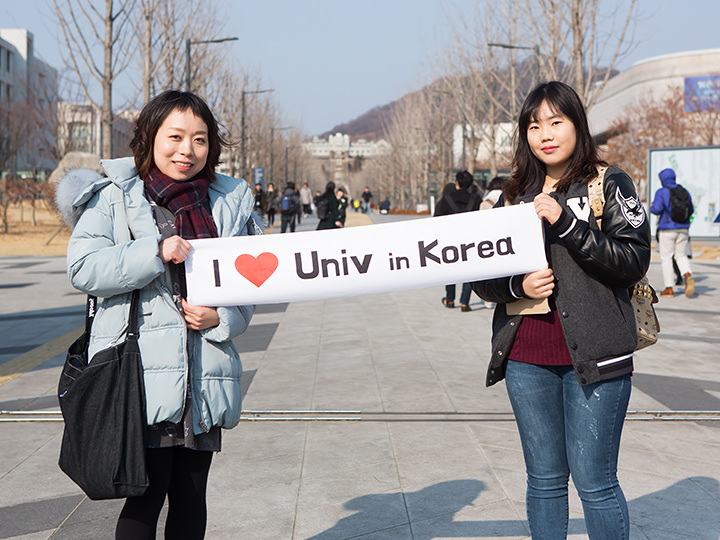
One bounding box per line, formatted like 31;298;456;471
234;253;279;287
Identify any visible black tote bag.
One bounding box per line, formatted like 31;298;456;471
58;290;149;500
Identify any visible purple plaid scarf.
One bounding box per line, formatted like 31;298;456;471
144;168;218;240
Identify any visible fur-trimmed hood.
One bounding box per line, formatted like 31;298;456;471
55;168;108;229
55;157;142;229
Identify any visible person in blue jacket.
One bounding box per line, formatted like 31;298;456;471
650;167;695;297
58;90;258;539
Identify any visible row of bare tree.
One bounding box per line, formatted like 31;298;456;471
52;0;302;172
0;79;58;231
0;0;308;232
608;84;720;197
358;0;720;209
368;0;643;210
4;0;719;222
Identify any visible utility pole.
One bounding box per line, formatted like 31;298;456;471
184;37;238;92
487;42;541;88
270;126;291;187
285;145;290;184
241;88;274;180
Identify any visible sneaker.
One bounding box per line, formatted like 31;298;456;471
461;304;472;312
660;287;674;297
441;298;454;308
683;273;695;298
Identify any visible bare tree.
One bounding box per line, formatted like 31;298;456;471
0;75;59;231
605;86;691;198
132;0;225;102
362;78;457;211
0;102;21;232
435;1;522;178
428;0;639;188
438;46;488;174
205;66;285;183
376;91;431;209
479;0;533;122
54;0;136;158
7;177;47;227
522;0;638;109
420;86;457;198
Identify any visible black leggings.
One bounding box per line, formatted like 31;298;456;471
116;447;213;540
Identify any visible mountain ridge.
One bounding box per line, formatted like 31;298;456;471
315;61;617;142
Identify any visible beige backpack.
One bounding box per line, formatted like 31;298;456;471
587;167;660;350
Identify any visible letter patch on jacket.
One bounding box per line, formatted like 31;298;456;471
566;196;591;222
616;187;645;228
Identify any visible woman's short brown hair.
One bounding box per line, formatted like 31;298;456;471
129;90;228;181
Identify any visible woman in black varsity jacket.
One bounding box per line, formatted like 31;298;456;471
472;81;650;540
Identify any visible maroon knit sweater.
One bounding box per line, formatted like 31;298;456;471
508;298;573;366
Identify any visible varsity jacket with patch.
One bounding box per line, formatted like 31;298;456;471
472;167;651;387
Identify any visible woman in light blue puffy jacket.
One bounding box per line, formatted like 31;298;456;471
61;91;257;539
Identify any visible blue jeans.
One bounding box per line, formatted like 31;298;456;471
505;360;631;540
445;283;472;305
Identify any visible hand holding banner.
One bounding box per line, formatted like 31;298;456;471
185;204;547;306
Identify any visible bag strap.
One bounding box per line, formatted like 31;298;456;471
445;192;478;213
588;167;659;305
444;195;461;214
87;200;141;338
84;295;97;335
466;192;480;211
246;216;262;236
148;201;186;310
587;166;608;229
81;290;140;340
127;290;141;337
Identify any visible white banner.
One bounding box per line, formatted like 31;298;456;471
186;204;547;306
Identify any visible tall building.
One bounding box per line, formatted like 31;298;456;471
0;28;58;179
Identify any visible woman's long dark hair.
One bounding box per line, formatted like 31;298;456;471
505;81;606;204
130;90;229;181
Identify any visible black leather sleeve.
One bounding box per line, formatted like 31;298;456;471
471;274;527;304
549;168;651;288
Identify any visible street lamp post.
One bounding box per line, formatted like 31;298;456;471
412;126;432;209
487;42;540;87
432;89;474;171
184;37;238;92
270;126;291;187
284;144;301;185
487;42;541;174
241;89;274;181
285;145;290;184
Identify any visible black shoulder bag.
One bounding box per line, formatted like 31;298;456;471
58;289;149;500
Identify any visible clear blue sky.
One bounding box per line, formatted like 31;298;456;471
2;0;720;136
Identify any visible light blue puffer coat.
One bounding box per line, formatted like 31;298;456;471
63;157;256;434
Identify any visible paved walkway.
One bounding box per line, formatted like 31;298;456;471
1;210;720;539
